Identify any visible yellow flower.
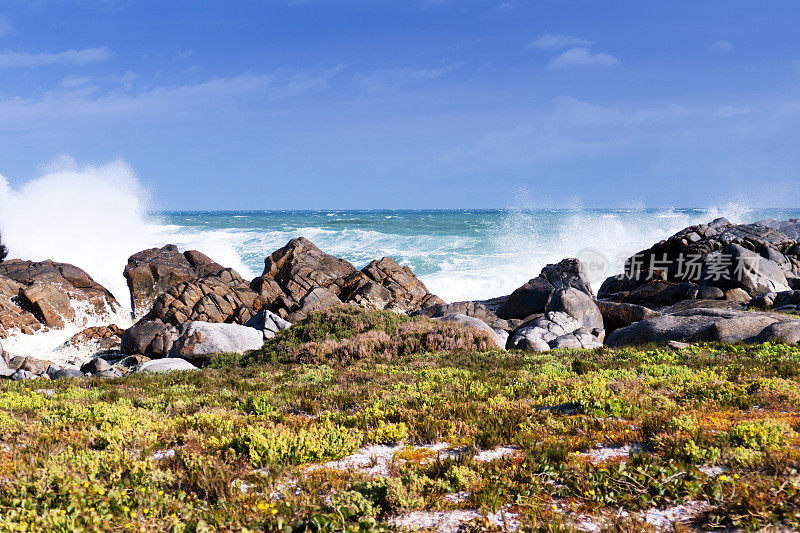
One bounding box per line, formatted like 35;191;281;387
719;475;728;482
97;489;105;495
157;490;163;496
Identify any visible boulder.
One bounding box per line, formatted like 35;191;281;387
121;318;179;358
8;355;51;375
124;245;226;318
244;309;293;340
415;300;516;332
340;257;444;313
496;258;593;320
434;313;505;350
725;287;752;303
720;244;790;296
80;357;112;374
755;321;800;344
624;281;699;308
65;325;124;353
0;259;119;335
147;268;265;326
595;301;662;334
168;321;265;365
598;218;800;306
10;369;38;381
605;308;795;347
134;358;197;373
545;288;604;338
52;368;85;380
251;237;356;320
508;311;602;351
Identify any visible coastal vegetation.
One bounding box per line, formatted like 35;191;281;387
1;308;799;532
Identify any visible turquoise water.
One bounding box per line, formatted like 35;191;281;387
159;208;800;303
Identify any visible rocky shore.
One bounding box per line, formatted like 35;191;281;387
3;217;800;380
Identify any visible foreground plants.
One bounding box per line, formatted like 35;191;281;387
1;310;799;531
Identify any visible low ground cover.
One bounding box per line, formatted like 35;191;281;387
1;309;799;532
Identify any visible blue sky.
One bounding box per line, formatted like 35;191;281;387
0;0;799;209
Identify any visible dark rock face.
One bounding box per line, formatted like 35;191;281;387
496;258;593;320
595;301;662;334
605;307;800;347
598;218;800;306
0;259;119;336
0;234;7;263
124;245;225;318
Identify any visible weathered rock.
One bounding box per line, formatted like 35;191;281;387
119;354;151;368
497;258;593;320
699;286;725;300
545;288;604;338
341;257;444;313
0;260;119;337
0;275;42;337
508;310;602;351
725;287;752;303
124;245;225;318
624;281;700;308
755;321;800;344
52;368;85;380
605;308;796;347
595;301;662;334
121;319;179;358
65;325;124;353
434;313;505;350
10;369;38;380
416;301;516;332
598;218;800;306
80;357;112;374
147;268;265;326
251;237;356;320
168;321;265;365
244;309;293;340
8;355;51;375
135;358;197;373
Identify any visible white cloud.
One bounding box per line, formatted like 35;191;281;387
711;40;733;52
0;47;111;68
529;33;593;50
356;64;457;93
60;75;91;88
548;47;620;69
0;16;13;37
0;67;344;128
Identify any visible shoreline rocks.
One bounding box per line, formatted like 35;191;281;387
0;259;120;338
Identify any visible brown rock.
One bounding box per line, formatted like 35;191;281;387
0;259;119;335
341;257;444;313
124;245;226;318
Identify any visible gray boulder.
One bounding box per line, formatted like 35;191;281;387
721;244;790;296
80;357;112;374
755;321;800;344
134;358;198;373
121;318;179;358
605;308;796;347
245;309;293;340
168;321;265;365
10;369;38;380
545;288;604;338
595;301;661;334
52;368;85;380
497;258;592;320
434;313;505;350
508;311;601;351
